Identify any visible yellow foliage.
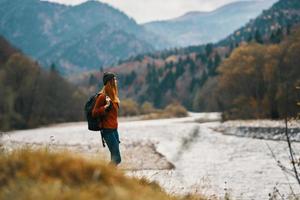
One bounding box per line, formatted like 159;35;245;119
140;101;156;114
164;102;188;118
263;44;281;82
142;102;188;120
0;149;209;200
216;28;300;119
119;98;140;116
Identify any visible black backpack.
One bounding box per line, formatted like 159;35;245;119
84;93;107;147
84;93;102;131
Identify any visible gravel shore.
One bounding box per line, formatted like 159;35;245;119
218;120;300;142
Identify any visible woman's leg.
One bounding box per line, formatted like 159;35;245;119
113;130;121;143
101;129;121;165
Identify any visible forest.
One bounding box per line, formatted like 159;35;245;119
0;37;87;131
195;27;300;119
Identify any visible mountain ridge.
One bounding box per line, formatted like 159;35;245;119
143;0;277;47
0;0;166;74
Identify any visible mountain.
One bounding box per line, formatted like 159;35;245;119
80;0;300;111
143;0;277;47
39;23;155;74
0;0;167;74
217;0;300;46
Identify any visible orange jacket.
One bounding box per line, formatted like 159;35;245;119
92;93;119;129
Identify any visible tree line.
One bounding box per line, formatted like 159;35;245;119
195;27;300;119
0;37;87;131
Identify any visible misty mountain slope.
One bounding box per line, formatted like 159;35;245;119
143;0;277;47
0;0;66;56
218;0;300;46
61;1;139;37
0;0;166;74
39;23;154;74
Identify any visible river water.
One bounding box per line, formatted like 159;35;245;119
1;113;300;199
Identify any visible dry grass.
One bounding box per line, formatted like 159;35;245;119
119;99;188;120
0;148;208;200
142;103;188;120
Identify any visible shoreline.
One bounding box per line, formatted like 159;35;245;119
217;120;300;142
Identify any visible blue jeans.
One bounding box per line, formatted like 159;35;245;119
101;129;121;165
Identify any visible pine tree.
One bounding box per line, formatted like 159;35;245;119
50;63;58;73
88;74;97;86
247;34;253;42
214;53;221;68
199;71;208;87
205;43;213;57
255;30;263;44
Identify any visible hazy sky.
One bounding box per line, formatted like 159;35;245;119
44;0;274;23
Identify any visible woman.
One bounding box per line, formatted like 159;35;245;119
92;72;121;165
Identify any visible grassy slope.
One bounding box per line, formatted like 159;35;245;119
0;149;208;200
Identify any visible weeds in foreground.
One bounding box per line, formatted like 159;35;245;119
265;84;300;200
0;148;208;200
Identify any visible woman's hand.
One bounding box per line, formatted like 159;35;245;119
104;96;111;109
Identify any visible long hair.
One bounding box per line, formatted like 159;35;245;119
100;79;120;104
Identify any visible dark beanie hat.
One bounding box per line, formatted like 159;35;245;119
103;72;116;85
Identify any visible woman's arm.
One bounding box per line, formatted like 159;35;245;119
92;94;107;117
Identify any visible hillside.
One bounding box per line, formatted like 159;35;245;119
206;27;300;119
0;36;19;65
79;0;300;112
0;35;87;131
39;23;154;74
0;149;208;200
0;0;167;74
218;0;300;46
143;0;276;47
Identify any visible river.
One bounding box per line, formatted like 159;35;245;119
1;113;299;199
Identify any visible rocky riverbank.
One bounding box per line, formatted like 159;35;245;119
217;120;300;142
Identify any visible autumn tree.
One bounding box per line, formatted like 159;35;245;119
0;42;87;130
212;27;300;119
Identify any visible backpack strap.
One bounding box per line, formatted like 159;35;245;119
100;130;106;148
97;92;106;148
